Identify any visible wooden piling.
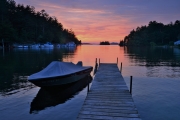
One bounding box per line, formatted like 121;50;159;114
87;83;90;93
130;76;132;94
94;58;98;75
120;62;122;72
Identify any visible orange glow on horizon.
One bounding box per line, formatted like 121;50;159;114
63;45;127;66
59;18;137;43
23;2;139;43
58;14;136;43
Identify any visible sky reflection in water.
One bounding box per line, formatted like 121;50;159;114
0;45;180;120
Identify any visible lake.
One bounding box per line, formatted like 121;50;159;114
0;45;180;120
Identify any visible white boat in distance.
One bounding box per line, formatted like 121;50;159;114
28;61;93;87
43;42;54;48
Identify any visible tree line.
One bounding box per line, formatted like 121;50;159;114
120;20;180;46
0;0;81;46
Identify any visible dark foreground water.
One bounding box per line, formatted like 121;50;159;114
0;45;180;120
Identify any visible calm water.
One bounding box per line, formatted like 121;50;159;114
0;45;180;120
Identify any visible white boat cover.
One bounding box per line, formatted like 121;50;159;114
28;61;90;80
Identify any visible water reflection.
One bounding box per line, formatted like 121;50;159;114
125;46;180;78
0;72;35;96
125;47;180;66
0;47;77;95
1;45;180;120
30;75;92;114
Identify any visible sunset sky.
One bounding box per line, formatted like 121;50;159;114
14;0;180;43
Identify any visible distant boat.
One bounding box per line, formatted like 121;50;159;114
28;61;93;87
17;45;28;48
39;44;44;48
13;44;29;48
31;44;40;48
23;45;28;48
66;42;76;47
43;42;54;48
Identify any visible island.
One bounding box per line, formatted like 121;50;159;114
100;41;110;45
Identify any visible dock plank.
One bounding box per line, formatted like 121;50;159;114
77;63;141;120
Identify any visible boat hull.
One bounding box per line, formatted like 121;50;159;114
28;67;93;87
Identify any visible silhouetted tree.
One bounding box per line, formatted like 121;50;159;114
0;0;81;46
123;20;180;46
119;40;124;46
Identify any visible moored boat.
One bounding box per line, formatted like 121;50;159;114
30;75;92;113
43;42;54;48
28;61;93;87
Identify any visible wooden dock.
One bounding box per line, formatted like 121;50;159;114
77;63;141;120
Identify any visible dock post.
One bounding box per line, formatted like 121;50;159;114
130;76;132;94
94;58;98;75
99;58;100;65
120;62;122;72
117;57;118;64
87;83;90;93
95;58;98;68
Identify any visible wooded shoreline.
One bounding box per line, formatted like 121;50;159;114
0;0;81;47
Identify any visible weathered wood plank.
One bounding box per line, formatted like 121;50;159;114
78;114;142;120
81;105;137;111
79;111;140;117
86;94;132;98
77;63;141;120
84;102;135;107
85;97;134;101
84;99;134;104
80;108;138;114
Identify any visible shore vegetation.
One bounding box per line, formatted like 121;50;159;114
120;21;180;46
0;0;81;47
